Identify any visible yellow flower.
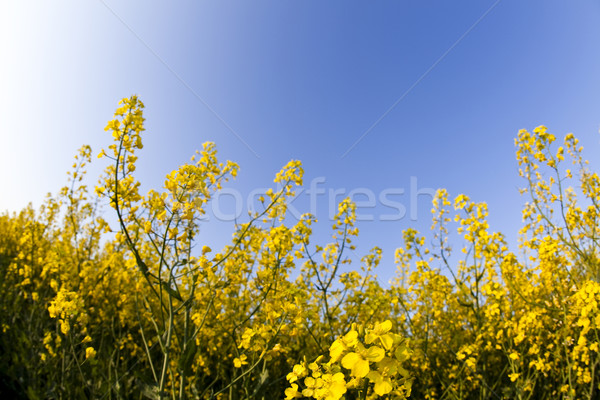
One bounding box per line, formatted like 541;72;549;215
341;344;385;378
365;320;394;350
233;354;248;368
367;370;393;396
329;330;358;363
284;383;302;399
302;376;320;397
320;372;347;400
85;347;96;359
59;319;70;335
286;363;307;383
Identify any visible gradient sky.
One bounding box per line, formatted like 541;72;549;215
2;1;600;284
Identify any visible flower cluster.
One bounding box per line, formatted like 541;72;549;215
285;320;412;399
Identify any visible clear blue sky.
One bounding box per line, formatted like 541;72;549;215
2;1;600;283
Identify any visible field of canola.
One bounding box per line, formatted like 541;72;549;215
0;96;599;399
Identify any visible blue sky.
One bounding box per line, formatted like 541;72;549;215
2;1;600;283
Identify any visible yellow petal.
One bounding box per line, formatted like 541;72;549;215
374;378;393;396
329;381;347;399
379;334;394;350
379;320;392;333
365;346;385;362
341;352;360;370
353;358;370;378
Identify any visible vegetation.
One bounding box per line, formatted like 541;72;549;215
0;96;599;399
